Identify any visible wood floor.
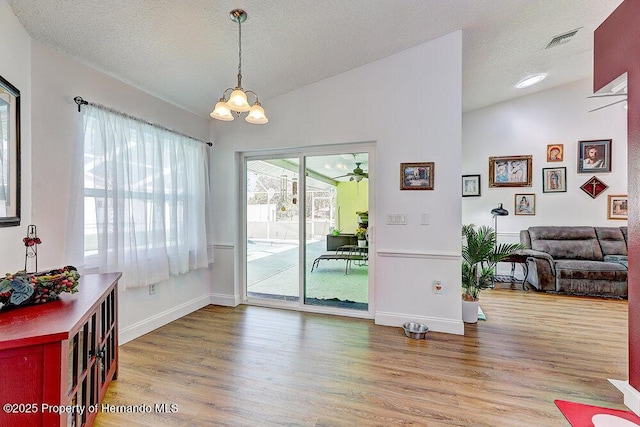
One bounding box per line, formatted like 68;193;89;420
95;289;628;426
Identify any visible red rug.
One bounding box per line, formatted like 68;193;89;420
555;399;640;426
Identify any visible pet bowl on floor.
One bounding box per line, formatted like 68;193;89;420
403;322;429;339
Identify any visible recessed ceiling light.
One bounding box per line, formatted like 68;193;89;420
515;74;547;89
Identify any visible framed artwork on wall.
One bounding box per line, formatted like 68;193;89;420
607;195;628;220
578;139;612;173
400;162;434;190
488;155;532;187
514;193;536;215
542;167;567;193
547;144;563;162
580;176;609;199
462;175;481;197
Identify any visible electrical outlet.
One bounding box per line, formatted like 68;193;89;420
149;284;156;295
433;280;444;294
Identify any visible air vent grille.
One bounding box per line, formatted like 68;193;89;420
545;28;581;49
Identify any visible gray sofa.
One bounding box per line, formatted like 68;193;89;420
519;226;628;298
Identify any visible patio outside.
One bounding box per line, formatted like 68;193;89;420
246;157;368;311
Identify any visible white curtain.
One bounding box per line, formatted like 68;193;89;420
80;105;210;289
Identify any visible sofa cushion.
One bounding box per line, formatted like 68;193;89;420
595;227;628;256
555;260;628;297
604;254;629;269
528;226;603;261
555;259;628;279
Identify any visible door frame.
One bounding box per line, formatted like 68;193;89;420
238;142;375;319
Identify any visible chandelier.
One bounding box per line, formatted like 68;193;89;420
210;9;268;124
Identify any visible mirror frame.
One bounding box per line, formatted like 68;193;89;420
0;74;21;227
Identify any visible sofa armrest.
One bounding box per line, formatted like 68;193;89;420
517;249;557;291
517;248;553;260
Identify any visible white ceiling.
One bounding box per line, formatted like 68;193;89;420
8;0;623;116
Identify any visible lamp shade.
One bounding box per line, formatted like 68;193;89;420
226;88;251;112
245;102;268;124
490;203;509;216
210;99;234;121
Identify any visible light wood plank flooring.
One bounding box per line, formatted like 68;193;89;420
95;289;628;426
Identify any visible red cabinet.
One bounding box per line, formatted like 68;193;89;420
0;273;121;427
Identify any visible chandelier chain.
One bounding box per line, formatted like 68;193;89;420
237;15;242;87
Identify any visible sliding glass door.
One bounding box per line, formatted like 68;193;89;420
245;157;300;301
304;154;369;311
244;149;370;313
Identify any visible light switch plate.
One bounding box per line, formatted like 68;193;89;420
386;214;406;225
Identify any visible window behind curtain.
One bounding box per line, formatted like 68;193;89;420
82;105;209;289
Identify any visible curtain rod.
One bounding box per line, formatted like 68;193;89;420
73;96;213;147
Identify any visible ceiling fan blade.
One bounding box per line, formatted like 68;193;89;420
333;173;355;179
334;160;369;180
588;98;627;113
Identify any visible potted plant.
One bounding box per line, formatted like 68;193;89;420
355;226;368;247
461;224;523;323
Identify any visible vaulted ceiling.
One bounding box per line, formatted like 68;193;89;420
8;0;623;116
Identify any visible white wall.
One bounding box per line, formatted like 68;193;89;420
463;78;628;245
210;31;464;334
27;42;213;343
0;0;32;270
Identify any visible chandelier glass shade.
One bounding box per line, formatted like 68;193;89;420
210;9;268;124
246;101;268;124
211;97;234;121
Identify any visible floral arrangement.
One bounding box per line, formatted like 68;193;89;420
0;266;80;310
355;226;368;240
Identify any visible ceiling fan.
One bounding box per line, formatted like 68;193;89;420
334;162;368;182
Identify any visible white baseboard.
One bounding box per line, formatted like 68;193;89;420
210;292;240;307
119;295;210;345
375;311;464;335
609;379;640;416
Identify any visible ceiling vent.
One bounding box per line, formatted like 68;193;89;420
544;28;581;49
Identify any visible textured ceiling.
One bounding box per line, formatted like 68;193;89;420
7;0;623;116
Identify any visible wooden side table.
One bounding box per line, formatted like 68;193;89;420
495;253;529;290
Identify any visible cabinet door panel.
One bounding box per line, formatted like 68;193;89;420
0;346;44;427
